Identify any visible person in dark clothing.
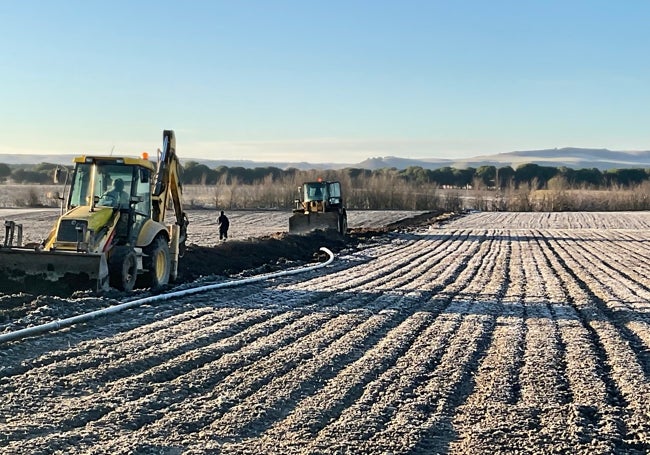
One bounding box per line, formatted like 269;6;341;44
217;211;230;240
101;178;130;208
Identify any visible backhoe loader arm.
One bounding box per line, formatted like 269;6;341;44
152;130;188;246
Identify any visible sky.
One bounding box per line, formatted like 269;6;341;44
1;1;649;164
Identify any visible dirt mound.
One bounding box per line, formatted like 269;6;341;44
178;230;348;281
177;211;455;282
0;210;456;300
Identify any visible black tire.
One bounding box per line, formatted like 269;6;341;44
142;236;171;291
339;213;348;235
108;247;138;292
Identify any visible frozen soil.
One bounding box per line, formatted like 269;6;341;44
1;211;650;454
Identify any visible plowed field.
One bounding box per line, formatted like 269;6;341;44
1;211;650;454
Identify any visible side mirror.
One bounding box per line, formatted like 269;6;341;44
46;191;62;200
54;167;61;184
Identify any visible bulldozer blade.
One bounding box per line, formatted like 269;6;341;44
0;248;109;295
289;212;340;235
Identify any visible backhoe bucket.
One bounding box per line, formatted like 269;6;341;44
0;248;109;295
289;212;341;235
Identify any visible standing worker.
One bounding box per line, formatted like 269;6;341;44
217;210;230;241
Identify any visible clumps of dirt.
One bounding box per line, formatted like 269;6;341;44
177;230;348;281
0;271;103;298
383;210;457;231
177;211;462;283
0;294;112;333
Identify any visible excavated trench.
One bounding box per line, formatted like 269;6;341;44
0;211;452;334
177;209;450;282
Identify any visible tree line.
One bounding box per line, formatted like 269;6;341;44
0;162;59;184
2;160;649;211
181;161;649;189
2;160;649;189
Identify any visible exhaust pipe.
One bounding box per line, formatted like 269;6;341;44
3;221;23;247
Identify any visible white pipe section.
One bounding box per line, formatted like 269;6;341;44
0;247;334;345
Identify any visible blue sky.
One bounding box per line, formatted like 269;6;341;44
1;1;649;163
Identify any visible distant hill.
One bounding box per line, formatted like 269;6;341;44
355;156;453;170
0;154;345;170
0;154;78;166
181;159;346;171
354;148;650;171
1;147;649;171
353;147;650;171
455;148;650;171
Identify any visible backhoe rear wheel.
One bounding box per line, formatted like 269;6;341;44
142;236;170;291
108;247;138;292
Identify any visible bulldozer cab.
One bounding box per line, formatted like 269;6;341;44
301;181;343;206
304;183;326;202
289;180;347;235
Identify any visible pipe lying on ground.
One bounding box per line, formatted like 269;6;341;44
0;247;335;345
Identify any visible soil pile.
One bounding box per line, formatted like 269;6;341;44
177;210;451;282
178;230;347;281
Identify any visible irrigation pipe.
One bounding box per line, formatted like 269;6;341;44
0;247;334;345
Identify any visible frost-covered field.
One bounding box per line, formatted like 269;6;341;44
0;208;425;245
1;211;650;454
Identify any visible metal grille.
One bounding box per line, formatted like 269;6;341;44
56;220;85;242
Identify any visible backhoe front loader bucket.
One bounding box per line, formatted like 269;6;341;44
289;212;341;235
0;248;109;295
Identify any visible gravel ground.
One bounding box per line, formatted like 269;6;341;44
1;210;649;454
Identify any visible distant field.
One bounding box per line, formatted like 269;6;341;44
0;208;427;245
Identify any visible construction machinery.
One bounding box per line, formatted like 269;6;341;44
289;180;347;235
0;130;189;294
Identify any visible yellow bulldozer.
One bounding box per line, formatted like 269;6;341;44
0;130;188;294
289;180;347;235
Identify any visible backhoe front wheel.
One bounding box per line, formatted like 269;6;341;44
142;236;171;291
109;247;138;292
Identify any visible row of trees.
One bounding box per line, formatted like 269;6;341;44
2;160;649;211
184;161;650;212
2;160;649;189
181;161;650;189
0;162;59;184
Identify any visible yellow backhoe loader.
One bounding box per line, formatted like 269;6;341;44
0;130;189;294
289;180;347;235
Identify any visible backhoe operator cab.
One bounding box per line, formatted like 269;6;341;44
57;157;154;249
0;130;188;295
67;158;153;244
